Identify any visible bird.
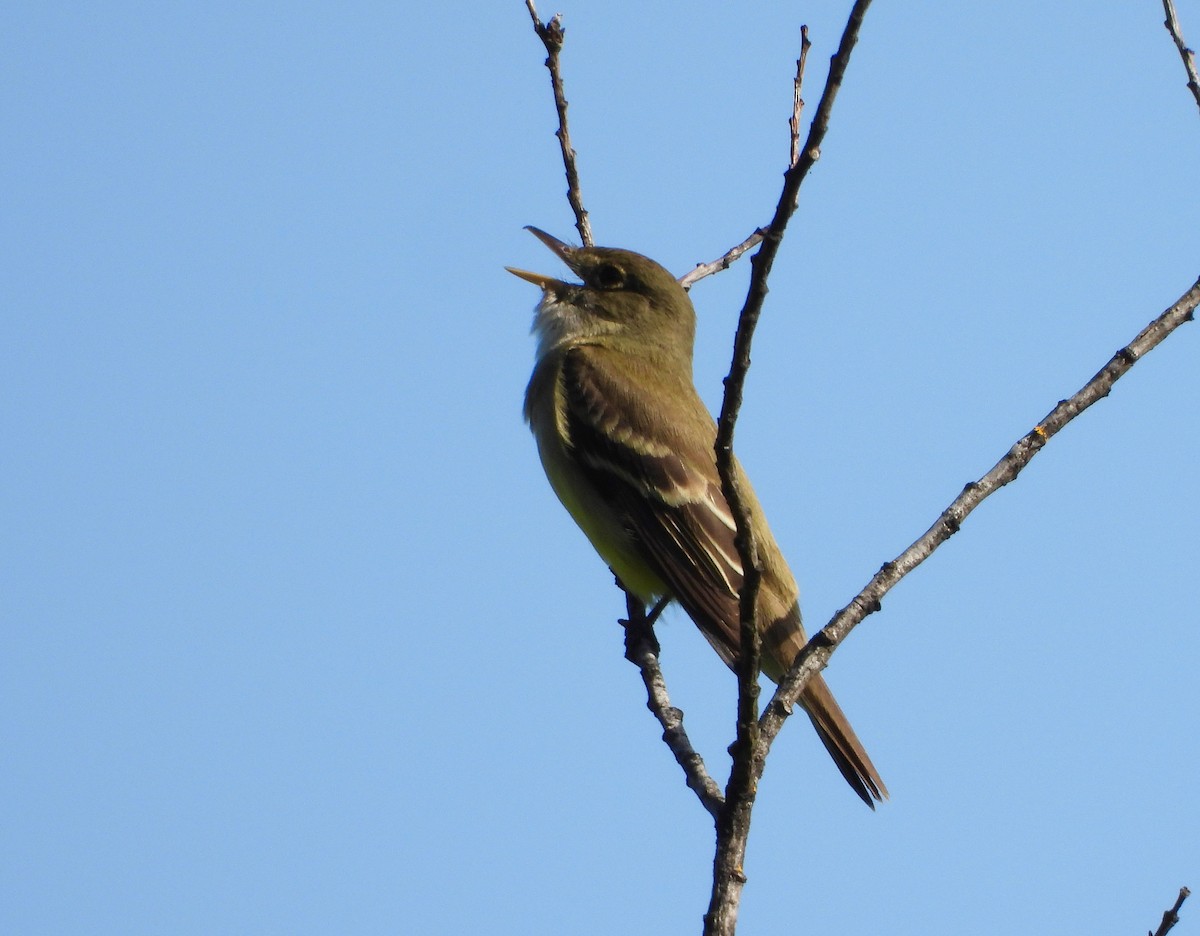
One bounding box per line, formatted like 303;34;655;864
509;227;886;806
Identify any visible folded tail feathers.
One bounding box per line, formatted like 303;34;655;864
801;673;888;808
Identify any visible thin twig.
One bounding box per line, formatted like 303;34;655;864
524;0;594;246
1163;0;1200;113
790;26;813;168
679;228;767;290
684;27;812;291
704;6;874;935
760;276;1200;762
1150;886;1191;936
620;587;726;819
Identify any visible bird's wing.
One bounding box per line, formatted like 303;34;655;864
562;347;888;805
561;346;744;664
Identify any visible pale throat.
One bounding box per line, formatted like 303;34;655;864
531;292;621;362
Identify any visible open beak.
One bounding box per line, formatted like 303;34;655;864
505;266;562;289
505;226;580;290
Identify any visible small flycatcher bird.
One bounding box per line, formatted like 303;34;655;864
509;227;886;806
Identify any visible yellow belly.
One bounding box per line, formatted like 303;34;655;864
535;427;668;602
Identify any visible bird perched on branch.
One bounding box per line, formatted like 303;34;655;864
510;227;885;806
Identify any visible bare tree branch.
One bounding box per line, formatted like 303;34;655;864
706;5;875;935
524;0;594;246
1163;0;1200;113
760;275;1200;763
1150;886;1191;936
620;587;725;819
679;228;766;290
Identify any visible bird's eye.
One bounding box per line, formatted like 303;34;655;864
594;263;625;289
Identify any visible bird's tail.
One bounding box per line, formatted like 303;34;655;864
801;674;888;808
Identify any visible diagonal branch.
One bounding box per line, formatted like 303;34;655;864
759;276;1200;764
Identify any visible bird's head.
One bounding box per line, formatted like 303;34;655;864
508;227;695;362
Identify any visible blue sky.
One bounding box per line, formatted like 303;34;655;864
4;2;1198;933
